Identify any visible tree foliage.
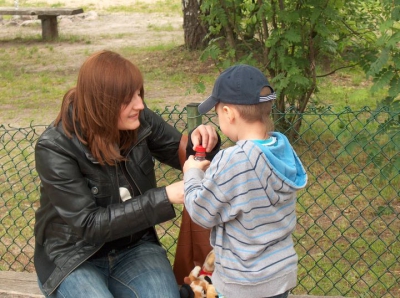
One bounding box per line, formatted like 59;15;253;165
197;0;400;140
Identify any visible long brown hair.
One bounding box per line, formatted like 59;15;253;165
55;50;144;165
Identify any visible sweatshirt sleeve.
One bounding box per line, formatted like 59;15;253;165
184;149;236;228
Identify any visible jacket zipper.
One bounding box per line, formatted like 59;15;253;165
123;129;151;195
123;129;163;246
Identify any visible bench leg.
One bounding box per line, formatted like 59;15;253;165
38;15;58;40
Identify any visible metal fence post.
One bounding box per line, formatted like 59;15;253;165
186;103;202;132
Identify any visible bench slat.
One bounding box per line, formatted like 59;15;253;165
0;271;44;297
0;7;83;16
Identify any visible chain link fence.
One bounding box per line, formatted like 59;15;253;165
0;105;399;297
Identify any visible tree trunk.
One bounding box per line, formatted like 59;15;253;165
182;0;208;50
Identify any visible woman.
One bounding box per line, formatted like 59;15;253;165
34;50;220;298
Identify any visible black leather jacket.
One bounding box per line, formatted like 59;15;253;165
34;107;184;295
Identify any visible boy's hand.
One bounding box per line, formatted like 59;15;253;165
183;155;210;173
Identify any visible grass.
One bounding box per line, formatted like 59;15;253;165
0;127;40;271
147;23;176;31
104;0;182;15
0;0;182;14
292;119;399;297
310;65;387;112
0;0;66;8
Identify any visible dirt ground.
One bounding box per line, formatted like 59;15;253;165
1;0;185;66
0;0;212;126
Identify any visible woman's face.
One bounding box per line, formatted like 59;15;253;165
118;90;144;130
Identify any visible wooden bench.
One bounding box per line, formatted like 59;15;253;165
0;271;43;297
0;270;346;298
0;7;84;40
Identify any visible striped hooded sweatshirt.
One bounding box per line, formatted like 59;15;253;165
184;132;307;298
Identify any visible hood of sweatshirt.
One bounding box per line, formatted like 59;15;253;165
251;131;307;189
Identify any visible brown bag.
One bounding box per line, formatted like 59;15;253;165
173;135;213;285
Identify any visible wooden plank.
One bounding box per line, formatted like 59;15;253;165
0;7;83;16
0;271;346;298
0;271;44;297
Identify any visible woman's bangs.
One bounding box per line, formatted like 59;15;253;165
123;63;143;103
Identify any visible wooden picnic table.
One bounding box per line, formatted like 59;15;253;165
0;7;84;40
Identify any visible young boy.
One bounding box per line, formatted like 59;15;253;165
183;64;308;298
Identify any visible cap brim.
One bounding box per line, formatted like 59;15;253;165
198;96;219;114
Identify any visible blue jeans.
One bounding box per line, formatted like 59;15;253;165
38;239;180;298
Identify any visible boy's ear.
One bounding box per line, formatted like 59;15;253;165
222;105;235;122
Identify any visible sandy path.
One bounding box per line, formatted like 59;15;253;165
1;1;186;78
2;0;184;56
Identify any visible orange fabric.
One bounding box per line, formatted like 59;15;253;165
173;135;212;285
178;134;189;168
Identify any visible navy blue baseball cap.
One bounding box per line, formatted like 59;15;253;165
198;64;276;114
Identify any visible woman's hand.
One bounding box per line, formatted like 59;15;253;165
165;181;184;204
191;124;218;153
183;155;210;173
